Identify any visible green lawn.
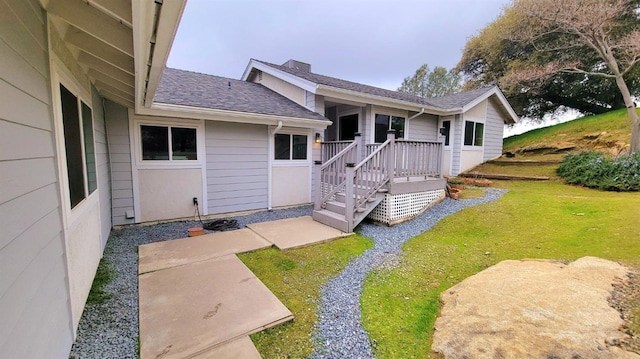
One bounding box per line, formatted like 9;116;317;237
361;180;640;358
504;108;637;153
238;234;373;358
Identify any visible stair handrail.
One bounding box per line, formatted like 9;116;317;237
350;136;393;215
317;140;359;207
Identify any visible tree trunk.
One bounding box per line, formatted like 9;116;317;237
612;73;640;153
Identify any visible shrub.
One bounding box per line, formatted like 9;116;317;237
557;151;640;191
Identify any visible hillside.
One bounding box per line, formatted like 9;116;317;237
503;108;638;159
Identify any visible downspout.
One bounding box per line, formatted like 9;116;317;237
407;107;425;121
406;108;425;139
267;121;283;210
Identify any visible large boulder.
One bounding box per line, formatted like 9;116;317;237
432;257;639;358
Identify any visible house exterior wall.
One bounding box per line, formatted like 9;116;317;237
105;100;135;226
138;169;202;222
254;71;306;106
92;87;112;249
451;114;463;175
0;1;74;357
206;121;269;214
272;166;310;207
483;97;505;161
407;113;438;142
459;100;487;173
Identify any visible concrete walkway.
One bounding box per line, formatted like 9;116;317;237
138;216;350;359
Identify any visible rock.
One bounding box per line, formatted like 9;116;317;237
431;257;639;359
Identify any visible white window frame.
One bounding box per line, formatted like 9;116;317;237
132;116;205;169
50;61;99;226
371;106;409;143
463;120;485;148
439;118;452;148
272;129;311;165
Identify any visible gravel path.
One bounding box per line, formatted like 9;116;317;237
310;188;508;358
69;205;312;359
69;189;507;359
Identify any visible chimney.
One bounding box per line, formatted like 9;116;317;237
282;59;311;72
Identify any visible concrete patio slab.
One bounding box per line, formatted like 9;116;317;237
139;255;293;359
193;336;262;358
138;228;271;274
247;215;351;250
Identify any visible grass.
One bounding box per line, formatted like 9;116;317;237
238;234;373;358
504;108;637;154
469;163;560;178
458;187;485;199
361;180;640;358
86;258;114;304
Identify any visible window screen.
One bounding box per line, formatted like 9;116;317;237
141;125;169;160
275;133;290;160
391;116;405;139
464;121;475;146
374;114;390;143
82;102;97;194
172;127;197;160
60;84;85;209
474;123;484;146
292;135;307;159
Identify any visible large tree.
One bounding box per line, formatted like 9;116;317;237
398;64;461;98
458;0;640;152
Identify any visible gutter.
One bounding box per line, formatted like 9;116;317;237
407;107;425;121
267;121;283;210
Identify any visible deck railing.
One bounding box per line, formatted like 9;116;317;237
394;140;443;179
315;132;444;231
321;141;353;162
316;139;360;210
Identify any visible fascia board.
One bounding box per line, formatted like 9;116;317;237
241;60;318;93
461;87;519;124
316;85;451;116
140;103;332;129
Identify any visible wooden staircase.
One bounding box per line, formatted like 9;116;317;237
312;132;395;232
313;183;388;233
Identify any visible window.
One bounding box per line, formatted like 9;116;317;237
338;113;358;141
59;84;97;209
374;114;405;143
275;133;307;160
441;120;451;146
464;121;484;146
141;125;197;160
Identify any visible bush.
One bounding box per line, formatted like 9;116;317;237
557;151;640;191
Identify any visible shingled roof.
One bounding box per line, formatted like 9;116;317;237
154;68;329;121
253;60;496;110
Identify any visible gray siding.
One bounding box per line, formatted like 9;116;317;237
483;97;505;161
0;0;74;357
105;100;134;225
206;121;268;214
305;90;315;112
451;114;462;175
92;87;112;248
407;113;438;142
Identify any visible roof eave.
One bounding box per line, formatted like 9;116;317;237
242;59;318;93
132;0;187;112
461;86;519;124
141;102;332;129
316;85;452;115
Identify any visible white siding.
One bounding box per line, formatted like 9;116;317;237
483;97;505;161
92;87;112;248
105;100;134;225
0;0;74;357
407;113;438;141
451;114;463;175
206;121;269;214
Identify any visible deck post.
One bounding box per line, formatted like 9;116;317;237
314;160;323;210
353;133;362;164
386;130;396;192
345;163;355;232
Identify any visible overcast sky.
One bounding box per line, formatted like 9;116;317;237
167;0;511;90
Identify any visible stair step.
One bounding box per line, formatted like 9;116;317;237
325;200;346;215
312;209;350;232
